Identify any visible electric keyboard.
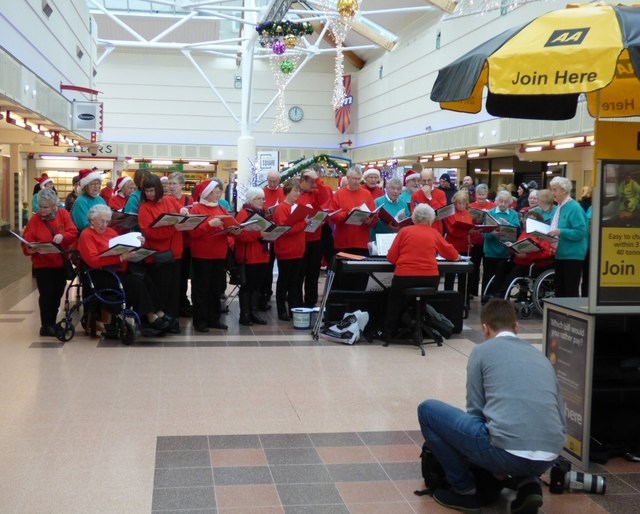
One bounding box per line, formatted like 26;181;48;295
340;258;473;275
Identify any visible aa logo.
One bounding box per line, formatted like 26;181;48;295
616;59;635;79
545;28;590;47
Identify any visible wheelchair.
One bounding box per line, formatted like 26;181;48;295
483;262;555;319
55;262;140;345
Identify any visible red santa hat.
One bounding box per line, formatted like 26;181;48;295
35;175;54;187
403;169;421;186
193;179;220;202
78;168;103;189
160;176;168;182
362;167;381;179
115;175;133;192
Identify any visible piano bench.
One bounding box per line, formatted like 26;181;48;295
390;287;440;356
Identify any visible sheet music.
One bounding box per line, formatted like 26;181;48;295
375;233;397;256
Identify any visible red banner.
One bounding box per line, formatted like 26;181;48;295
335;75;353;134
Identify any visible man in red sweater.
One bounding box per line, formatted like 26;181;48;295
298;167;333;307
330;167;377;291
260;170;285;310
411;169;447;234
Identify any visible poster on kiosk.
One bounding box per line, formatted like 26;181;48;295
592;120;640;309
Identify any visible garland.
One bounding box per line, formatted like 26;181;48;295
275;154;349;183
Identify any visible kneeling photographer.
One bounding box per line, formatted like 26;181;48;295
417;299;566;513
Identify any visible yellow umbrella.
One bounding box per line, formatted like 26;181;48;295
431;3;640;120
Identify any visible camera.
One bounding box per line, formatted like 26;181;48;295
549;459;606;495
87;143;100;156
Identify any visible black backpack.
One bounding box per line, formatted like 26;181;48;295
424;304;455;339
415;442;508;504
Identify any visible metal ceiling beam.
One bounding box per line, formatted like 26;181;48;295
262;0;294;23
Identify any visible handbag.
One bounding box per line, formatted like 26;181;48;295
44;220;75;280
152;249;174;264
227;248;247;287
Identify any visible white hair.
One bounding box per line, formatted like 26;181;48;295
412;203;435;225
550;176;573;194
496;190;513;203
245;187;265;205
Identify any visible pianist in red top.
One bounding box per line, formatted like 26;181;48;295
383;203;460;339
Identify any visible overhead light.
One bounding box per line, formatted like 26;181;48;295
499;168;513;173
39;155;79;160
546;170;554;174
525;146;543;152
127;158;136;164
188;161;210;166
467;152;480;158
434;156;444;162
450;154;461;160
151;160;173;165
555;143;575;150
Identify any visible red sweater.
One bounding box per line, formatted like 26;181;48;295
468;200;496;245
138;196;184;259
273;201;307;260
108;194;126;211
329;186;376;250
410;188;446;234
189;203;230;260
298;178;333;242
365;185;384;200
78;226;126;272
444;208;474;253
174;194;194;248
22;209;78;269
263;186;285;209
513;233;555;266
235;208;270;264
387;224;459;277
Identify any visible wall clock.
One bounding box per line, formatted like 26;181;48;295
288;106;304;122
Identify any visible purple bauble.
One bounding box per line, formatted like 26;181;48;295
272;40;286;55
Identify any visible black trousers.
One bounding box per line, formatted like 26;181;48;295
482;257;512;297
34;267;67;327
89;268;158;318
260;244;276;299
332;247;370;291
191;258;225;327
555;259;583;298
321;223;335;265
276;258;303;312
383;275;440;337
146;260;180;318
581;249;590;297
179;247;192;309
240;262;269;296
469;244;484;296
444;251;468;299
302;240;323;307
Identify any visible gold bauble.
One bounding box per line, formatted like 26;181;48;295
276;25;283;33
284;34;298;49
337;0;359;17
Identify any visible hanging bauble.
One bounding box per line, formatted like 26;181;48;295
280;59;295;74
284;34;298;49
276;25;283;33
305;23;314;35
337;0;359;17
272;39;286;55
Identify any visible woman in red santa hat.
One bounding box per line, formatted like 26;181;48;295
108;176;135;211
398;169;421;205
71;168;106;232
32;175;56;214
189;179;233;332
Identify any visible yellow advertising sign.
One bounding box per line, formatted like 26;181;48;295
600;228;640;287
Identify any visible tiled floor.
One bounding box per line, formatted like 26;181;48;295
0;238;638;513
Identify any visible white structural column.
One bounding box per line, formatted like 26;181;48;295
236;1;260;194
10;144;22;229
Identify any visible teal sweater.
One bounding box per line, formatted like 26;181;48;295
466;335;566;453
371;194;410;238
554;199;588;260
482;207;520;258
71;194;106;232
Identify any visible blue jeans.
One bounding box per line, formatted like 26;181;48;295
418;399;553;493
